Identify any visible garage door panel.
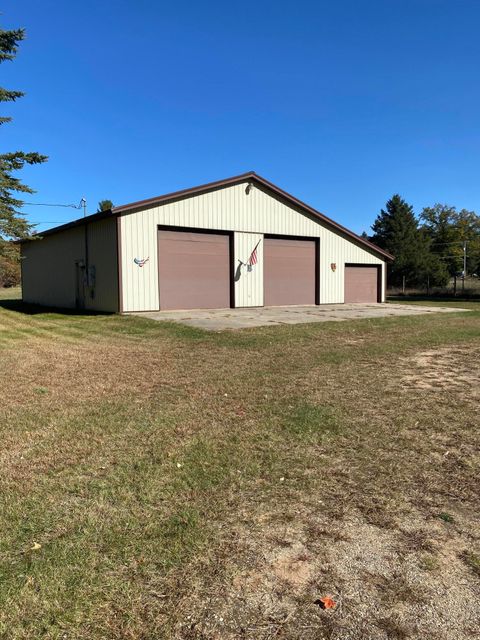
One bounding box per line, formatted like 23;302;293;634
264;238;316;306
344;265;379;303
158;230;230;310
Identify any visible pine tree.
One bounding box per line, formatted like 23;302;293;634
97;199;114;212
371;195;447;287
0;27;47;241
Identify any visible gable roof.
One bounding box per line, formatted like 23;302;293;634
22;171;393;260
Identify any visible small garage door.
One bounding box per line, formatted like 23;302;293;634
264;237;316;306
158;230;230;310
344;265;379;303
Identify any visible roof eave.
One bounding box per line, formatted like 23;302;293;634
18;208;115;243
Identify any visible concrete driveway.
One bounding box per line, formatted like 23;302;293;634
131;303;466;331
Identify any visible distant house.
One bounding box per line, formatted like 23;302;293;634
20;172;392;312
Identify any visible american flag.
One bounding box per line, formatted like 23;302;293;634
248;241;260;267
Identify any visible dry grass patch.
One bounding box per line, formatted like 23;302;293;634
398;346;480;394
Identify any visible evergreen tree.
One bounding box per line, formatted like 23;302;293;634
0;27;47;242
97;199;114;212
371;195;447;287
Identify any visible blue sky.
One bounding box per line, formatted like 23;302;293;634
3;0;480;233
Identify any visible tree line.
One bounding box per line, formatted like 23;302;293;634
365;195;480;289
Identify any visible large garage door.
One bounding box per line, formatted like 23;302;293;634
264;237;316;306
344;265;379;303
158;230;230;310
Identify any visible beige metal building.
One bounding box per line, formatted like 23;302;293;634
21;172;393;313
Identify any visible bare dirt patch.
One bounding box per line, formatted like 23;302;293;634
173;509;480;639
398;346;480;394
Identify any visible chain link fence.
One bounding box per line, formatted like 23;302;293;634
388;275;480;298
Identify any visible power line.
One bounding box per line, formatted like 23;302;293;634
22;202;82;209
430;240;468;247
437;252;480;260
22;198;87;218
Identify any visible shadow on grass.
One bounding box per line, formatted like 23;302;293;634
0;298;113;316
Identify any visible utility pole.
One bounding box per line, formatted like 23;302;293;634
462;240;467;294
81;197;87;218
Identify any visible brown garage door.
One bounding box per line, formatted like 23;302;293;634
264;237;316;306
158;230;230;310
344;265;379;303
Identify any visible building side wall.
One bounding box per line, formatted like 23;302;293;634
21;217;118;312
21;226;84;308
118;181;386;312
85;218;119;312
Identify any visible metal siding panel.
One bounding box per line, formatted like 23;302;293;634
22;217;119;312
21;227;84;308
234;232;263;307
85;218;119;312
120;182;385;311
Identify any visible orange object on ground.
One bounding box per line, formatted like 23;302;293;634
317;596;336;609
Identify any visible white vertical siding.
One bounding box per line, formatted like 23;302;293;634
119;182;386;312
120;208;159;312
234;232;263;307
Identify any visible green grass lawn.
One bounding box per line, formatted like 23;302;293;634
0;290;479;639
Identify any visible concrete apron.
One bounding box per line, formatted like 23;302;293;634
129;303;468;331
